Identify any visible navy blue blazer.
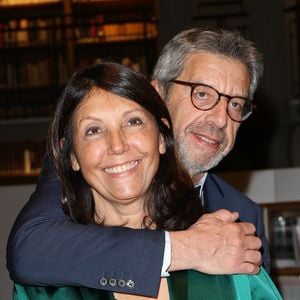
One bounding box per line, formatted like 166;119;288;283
6;158;270;297
203;173;270;273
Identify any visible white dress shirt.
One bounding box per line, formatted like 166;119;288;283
161;172;208;276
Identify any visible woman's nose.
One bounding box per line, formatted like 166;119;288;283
107;131;130;155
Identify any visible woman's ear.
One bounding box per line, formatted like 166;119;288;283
70;152;80;171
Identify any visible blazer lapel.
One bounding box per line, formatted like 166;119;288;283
203;173;226;212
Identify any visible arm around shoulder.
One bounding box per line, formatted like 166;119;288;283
7;156;165;297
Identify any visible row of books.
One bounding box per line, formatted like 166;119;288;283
0;55;146;89
0;140;45;176
0;56;146;120
0;15;157;47
0;103;55;119
0;17;65;46
75;18;157;43
0;54;68;88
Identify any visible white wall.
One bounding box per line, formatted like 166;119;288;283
0;184;35;300
217;167;300;203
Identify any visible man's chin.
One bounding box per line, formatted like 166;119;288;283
197;156;225;172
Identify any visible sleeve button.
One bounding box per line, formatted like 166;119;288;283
118;279;126;288
99;277;108;286
109;278;117;287
126;279;135;289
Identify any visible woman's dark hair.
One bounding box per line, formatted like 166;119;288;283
48;62;203;231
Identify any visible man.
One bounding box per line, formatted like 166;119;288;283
7;28;266;297
151;28;270;274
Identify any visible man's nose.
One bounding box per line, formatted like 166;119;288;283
205;98;228;128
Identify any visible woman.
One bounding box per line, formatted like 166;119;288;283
14;62;282;299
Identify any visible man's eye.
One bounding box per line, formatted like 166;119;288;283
193;87;213;102
229;100;244;111
86;127;101;136
197;93;206;100
194;91;208;99
128;118;143;126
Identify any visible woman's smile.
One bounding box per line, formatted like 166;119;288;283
103;160;139;175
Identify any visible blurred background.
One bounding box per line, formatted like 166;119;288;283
1;0;300;299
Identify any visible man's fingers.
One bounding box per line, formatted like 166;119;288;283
200;209;239;223
199;211;257;238
238;262;260;275
244;235;262;251
239;222;256;235
244;249;262;265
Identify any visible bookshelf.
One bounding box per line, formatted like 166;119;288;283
0;0;158;183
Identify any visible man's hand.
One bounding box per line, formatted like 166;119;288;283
168;209;262;274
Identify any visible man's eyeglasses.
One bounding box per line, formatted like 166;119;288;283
170;79;254;122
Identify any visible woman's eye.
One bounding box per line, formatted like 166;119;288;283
127;117;143;126
86;126;101;136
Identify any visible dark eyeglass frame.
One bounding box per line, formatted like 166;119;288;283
170;79;254;122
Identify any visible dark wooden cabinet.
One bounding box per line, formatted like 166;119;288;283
261;201;300;298
261;201;300;276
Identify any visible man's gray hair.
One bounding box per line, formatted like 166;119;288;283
152;28;263;100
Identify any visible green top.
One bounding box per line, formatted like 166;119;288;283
13;267;282;300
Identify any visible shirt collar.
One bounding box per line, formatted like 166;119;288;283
194;172;208;195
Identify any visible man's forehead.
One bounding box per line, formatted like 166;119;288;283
183;52;247;73
180;52;250;96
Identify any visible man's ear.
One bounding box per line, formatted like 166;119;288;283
159;133;166;155
161;117;170;128
158;117;171;155
70;152;80;171
151;80;165;98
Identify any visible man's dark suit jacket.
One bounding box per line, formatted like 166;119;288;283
203;173;270;274
6;158;270;297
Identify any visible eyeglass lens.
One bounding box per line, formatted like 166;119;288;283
191;85;252;122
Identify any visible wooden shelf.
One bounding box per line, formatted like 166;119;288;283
0;1;63;16
73;0;154;14
0;171;40;185
0;117;50;125
274;267;300;276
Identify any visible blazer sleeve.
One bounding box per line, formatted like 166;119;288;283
6;156;165;297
